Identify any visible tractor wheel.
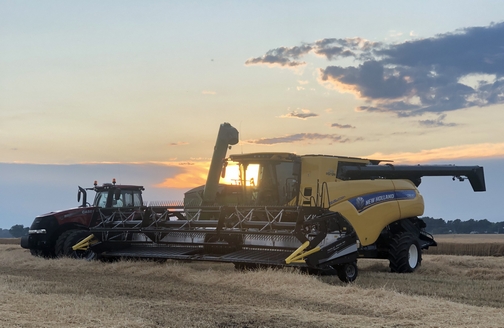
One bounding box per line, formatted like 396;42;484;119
389;232;422;273
55;230;79;257
63;230;97;260
30;249;42;257
30;248;53;258
335;262;358;283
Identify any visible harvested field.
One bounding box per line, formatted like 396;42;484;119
434;234;504;243
0;238;21;245
425;234;504;256
1;243;504;327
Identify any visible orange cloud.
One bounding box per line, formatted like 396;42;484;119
366;143;504;164
317;69;362;97
155;162;210;189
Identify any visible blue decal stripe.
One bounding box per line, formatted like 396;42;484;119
348;190;416;212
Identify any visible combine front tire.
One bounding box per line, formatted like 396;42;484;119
335;262;358;283
389;232;421;273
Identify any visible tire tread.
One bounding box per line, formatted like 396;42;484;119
55;230;79;257
389;232;422;273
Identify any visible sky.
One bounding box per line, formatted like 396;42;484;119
1;1;504;228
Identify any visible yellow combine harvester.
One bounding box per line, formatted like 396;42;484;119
23;123;485;282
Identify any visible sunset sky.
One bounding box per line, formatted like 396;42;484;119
1;1;504;228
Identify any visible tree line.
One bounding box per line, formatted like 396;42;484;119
422;217;504;234
1;225;29;238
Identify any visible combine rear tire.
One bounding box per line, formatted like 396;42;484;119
389;232;421;273
63;230;97;260
335;262;358;283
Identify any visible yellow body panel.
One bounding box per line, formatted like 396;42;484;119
328;180;400;246
299;155;370;187
297;156;425;246
392;180;425;219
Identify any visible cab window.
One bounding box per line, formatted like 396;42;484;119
94;192;109;208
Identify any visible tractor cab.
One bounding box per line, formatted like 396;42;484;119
78;179;144;208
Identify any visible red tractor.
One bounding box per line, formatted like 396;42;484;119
21;180;144;258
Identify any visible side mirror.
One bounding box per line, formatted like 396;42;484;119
115;189;121;200
78;186;87;207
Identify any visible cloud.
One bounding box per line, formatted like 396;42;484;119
248;22;504;117
312;37;378;60
418;114;457;128
321;60;411;99
323;22;504;115
154;162;209;189
366;142;504;164
279;109;318;120
388;30;404;38
245;45;312;68
168;142;189;146
331;123;355;129
247;133;350;144
355;105;391;113
245;38;377;69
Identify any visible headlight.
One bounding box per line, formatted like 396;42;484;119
28;229;47;234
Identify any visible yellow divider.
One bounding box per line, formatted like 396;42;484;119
72;234;95;251
285;241;321;264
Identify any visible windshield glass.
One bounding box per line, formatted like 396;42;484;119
94;191;109;207
93;190;143;208
219;160;298;205
118;190;143;207
220;162;259;186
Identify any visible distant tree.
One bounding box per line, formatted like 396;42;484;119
424;217;504;234
474;219;494;233
422;217;448;234
9;224;28;238
0;229;13;238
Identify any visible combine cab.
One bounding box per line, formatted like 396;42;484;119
23;123;486;282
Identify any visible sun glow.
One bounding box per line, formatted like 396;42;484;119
155;162;209;189
154;161;261;189
219;162;260;186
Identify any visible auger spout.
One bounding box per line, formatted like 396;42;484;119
202;122;239;204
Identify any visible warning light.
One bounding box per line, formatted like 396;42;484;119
112;178;116;185
94;180;98;186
